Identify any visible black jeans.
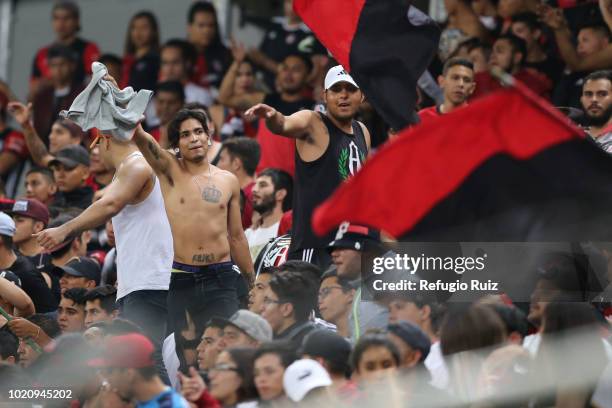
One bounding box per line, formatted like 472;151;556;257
167;262;240;336
117;289;169;384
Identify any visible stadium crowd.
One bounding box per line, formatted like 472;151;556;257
0;0;612;407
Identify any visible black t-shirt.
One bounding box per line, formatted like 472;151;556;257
525;56;563;86
263;93;315;116
5;255;58;313
125;51;160;92
50;185;94;213
27;252;61;304
258;17;327;88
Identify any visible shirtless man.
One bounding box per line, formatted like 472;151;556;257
132;108;254;341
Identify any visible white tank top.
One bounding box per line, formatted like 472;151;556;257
112;154;173;299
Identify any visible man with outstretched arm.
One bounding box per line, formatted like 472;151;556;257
33;100;174;382
131;108;254;367
245;65;371;270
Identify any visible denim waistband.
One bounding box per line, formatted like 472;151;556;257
171;261;234;274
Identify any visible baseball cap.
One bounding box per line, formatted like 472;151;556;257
324;65;359;91
300;329;351;371
9;199;50;226
58;257;101;285
283;359;332;402
0;212;15;237
212;310;273;343
387;321;431;362
0;270;22;287
87;333;155;368
327;222;381;252
49;145;90;169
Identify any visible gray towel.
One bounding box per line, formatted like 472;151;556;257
60;62;153;141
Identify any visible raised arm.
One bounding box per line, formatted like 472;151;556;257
133;124;175;180
244;104;315;139
542;6;612;72
601;0;612;31
218;42;265;110
7;102;54;167
0;277;35;317
35;159;152;251
227;174;254;286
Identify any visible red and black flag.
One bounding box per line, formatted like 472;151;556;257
294;0;440;130
312;84;612;241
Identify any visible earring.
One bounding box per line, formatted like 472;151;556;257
207;138;212;147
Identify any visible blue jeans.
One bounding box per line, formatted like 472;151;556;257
117;289;169;384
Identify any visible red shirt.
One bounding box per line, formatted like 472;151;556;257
31;38;99;84
242;181;255;229
278;210;293;235
256;118;295;177
417;105;442;125
0;128;29;159
472;70;552;100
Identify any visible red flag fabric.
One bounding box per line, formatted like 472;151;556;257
312;86;585;238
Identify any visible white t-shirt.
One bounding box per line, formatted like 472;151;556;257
425;341;450;390
184;82;214;107
245;222;280;261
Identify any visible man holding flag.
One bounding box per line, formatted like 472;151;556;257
245;66;370;269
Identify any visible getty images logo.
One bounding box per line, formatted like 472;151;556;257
372;252;488;275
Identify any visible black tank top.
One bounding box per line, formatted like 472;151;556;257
290;113;368;251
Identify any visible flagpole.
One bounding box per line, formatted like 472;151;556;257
0;305;43;354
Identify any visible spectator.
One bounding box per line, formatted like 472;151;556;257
48;145;93;211
216;137;261;229
0;272;35;317
211;47;261;140
248;266;277;314
89;333;189;407
581;70;612;147
0;331;18;364
160;39;214;106
30;45;85;141
466;40;492;73
497;0;538;27
283;359;332;402
244;168;292;259
300;329;352;387
57;287;87;333
187;2;232;91
387;321;431;369
0;93;29;199
350;333;400;383
30;1;99;92
16;313;61;368
47;213;90;272
57;256;101;294
88;143;114;193
480;301;529;345
261;270;318;346
327;224;388;340
122;11;160;91
195;319;224;371
376;291;448;389
248;0;328;90
317;268;354;338
232;53;315;177
9;100;84;168
149;80;185;146
83;285;118;328
208;348;258;407
24;167;56;207
443;0;489;41
471;0;500;31
510;12;561;84
473;33;552;98
215;309;273;350
253;341;296;402
0;212;57;313
98;53;123;86
418;58;476;125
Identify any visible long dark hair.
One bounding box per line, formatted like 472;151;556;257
225;348;258;402
124;11;160;56
187;1;224;50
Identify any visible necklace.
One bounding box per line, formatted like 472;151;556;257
192;164;222;203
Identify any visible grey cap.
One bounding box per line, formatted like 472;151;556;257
215;310;273;343
0;212;15;237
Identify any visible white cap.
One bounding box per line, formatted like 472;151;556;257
283;359;332;402
324;65;359;90
0;212;15;237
